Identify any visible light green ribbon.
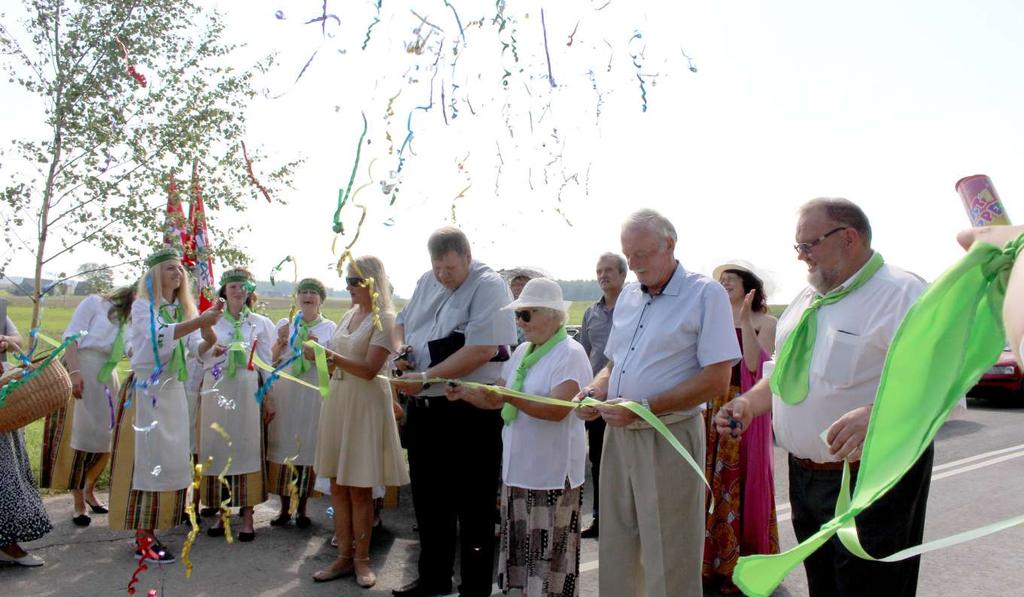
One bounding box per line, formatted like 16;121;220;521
502;327;567;425
223;307;251;379
770;252;884;404
304;340;331;398
159;304;188;382
97;323;125;383
734;235;1024;597
291;316;322;376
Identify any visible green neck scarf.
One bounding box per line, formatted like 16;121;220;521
223;307;251;378
158;303;188;382
770;252;884;404
292;315;322;376
736;236;1024;597
97;322;125;383
501;326;568;425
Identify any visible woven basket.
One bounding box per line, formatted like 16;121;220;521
0;358;73;433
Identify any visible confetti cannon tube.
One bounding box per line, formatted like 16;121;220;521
956;175;1012;226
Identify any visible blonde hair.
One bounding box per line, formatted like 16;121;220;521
136;260;198;319
349;255;394;313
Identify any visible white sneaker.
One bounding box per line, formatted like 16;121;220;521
0;550;44;567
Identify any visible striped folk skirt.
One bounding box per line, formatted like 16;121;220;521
265;461;318;501
108;375;186;531
498;482;584;597
39;400;110;491
199;470;267;509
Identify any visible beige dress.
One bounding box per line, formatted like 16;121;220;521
313;309;409;488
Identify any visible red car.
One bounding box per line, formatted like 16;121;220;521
969;346;1023;398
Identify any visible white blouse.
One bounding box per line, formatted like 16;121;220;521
274;316;337;364
197;309;274;371
128;298;199;373
499;337;594;490
63;295;130;352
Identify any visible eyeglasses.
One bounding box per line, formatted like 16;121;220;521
793;227;848;255
514;310;532;323
345;277;365;287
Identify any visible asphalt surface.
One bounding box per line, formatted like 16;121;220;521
2;396;1023;596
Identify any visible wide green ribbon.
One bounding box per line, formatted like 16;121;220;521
97;323;125;383
159;304;188;382
771;252;885;404
734;235;1024;597
291;316;322;376
304;340;331;398
223;307;251;378
502;326;567;425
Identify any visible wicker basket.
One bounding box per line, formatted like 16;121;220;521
0;358;73;433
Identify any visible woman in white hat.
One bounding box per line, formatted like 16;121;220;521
703;260;780;593
445;277;593;597
40;284;135;527
196;267;275;542
265;278;336;527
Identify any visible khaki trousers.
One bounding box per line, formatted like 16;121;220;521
599;414;706;597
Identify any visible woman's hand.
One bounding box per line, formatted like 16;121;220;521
0;336;20;354
211;344;228;358
302;341;325;362
738;289;756;327
391;399;405;420
573;386;602;421
70;370;84;399
198;299;225;328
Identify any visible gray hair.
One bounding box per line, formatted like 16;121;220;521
597;252;627;275
537;306;568;325
427;226;471;260
799;197;872;247
623;209;678;245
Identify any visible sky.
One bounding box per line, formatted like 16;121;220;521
4;0;1024;302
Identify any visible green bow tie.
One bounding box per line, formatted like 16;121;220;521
158;304;188;382
223;307;251;378
501;327;568;425
770;252;884;404
292;316;322;376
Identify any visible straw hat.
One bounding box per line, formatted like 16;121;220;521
712;259;763;284
502;278;572;313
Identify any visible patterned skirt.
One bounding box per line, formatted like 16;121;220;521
199;470;266;509
0;430;53;545
498;482;583;597
107;375;187;531
265;461;318;501
39;401;110;491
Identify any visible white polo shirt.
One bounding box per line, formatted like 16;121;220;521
63;294;130;352
771;258;925;463
604;262;740;415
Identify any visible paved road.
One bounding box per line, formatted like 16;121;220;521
2;397;1023;596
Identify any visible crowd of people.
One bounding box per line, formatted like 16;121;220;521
1;201;1024;597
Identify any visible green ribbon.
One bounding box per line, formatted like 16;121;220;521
159;304;188;382
770;252;885;404
502;326;567;425
291;316;322;376
734;235;1024;597
305;340;331;399
0;331;86;406
97;323;125;383
223;307;251;378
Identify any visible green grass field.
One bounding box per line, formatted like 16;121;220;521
3;292;593;494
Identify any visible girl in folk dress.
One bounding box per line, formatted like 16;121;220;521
40;285;135;527
196;268;274;542
265;278;336;527
108;247;223;563
309;257;409;588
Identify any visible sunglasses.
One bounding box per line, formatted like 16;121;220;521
514;310;533;323
345;276;365;287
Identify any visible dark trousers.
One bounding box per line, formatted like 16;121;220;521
789;443;934;597
585;417;606;518
405;398;503;597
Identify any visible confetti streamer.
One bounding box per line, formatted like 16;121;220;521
282;437;303;516
270;46;322;99
241;141;273;203
105;385;115;430
1;331;85;406
127;535;155;595
362;0;383;50
587;69;606;125
305;0;341;36
443;0;466;46
540;8;556;88
628;31;649;112
333;112;368;234
274;10;285;20
681;48;698;72
181;459;207;578
115;38;147;87
566;21;580;47
210;422;234;544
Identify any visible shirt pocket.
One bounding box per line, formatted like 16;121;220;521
815;327;867;388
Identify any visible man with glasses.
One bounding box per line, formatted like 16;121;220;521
389;226;516;597
715;198;931;596
576;209;740;597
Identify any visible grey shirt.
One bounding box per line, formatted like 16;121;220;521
578;296;615;375
396;260;517;396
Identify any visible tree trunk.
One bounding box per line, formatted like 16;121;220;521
32;126;63;331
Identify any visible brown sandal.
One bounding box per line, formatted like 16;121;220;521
312;556;353;583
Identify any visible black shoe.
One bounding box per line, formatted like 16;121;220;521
269;513;291;527
86;501;109;514
295;515;311;529
581;519;599;539
72;513;91;527
135;542;176;564
199;507;219;517
392;579;452;597
206;526;226;538
237;530;255;542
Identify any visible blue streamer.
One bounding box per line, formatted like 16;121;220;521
253;313;304;405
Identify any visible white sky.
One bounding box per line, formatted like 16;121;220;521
4;0;1024;302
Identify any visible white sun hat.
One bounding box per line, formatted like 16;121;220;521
712;259;777;299
502;277;572;313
